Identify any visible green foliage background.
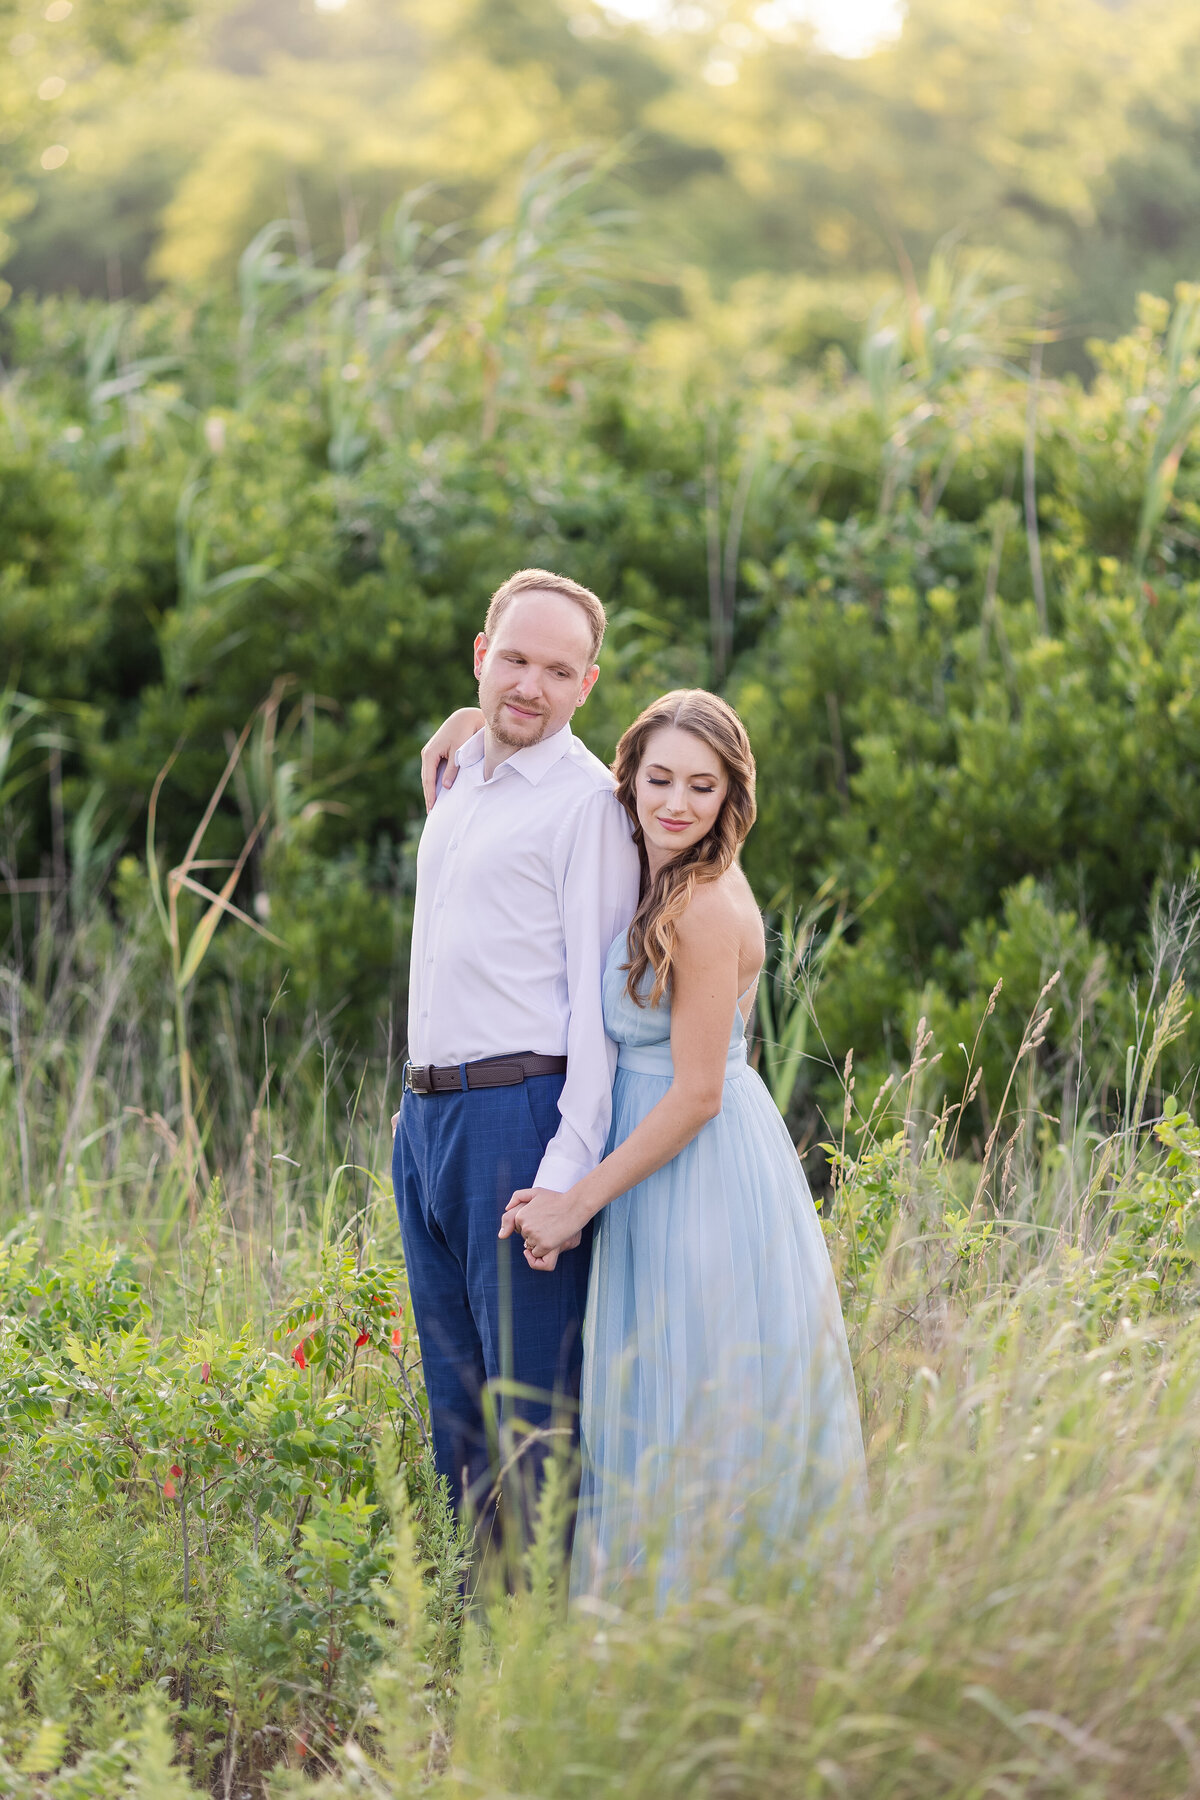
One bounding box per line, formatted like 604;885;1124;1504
6;3;1200;1792
6;169;1200;1139
8;0;1200;348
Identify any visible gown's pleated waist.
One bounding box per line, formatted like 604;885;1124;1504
615;1041;749;1078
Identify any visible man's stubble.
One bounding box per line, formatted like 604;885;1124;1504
486;697;551;751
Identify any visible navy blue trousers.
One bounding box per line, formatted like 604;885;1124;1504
392;1073;593;1529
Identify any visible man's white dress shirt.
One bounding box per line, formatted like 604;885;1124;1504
407;724;640;1193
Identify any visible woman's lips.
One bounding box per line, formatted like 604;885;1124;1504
656;817;691;832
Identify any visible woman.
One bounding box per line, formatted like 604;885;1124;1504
437;691;864;1596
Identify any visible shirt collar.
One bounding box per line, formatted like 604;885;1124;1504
457;723;575;786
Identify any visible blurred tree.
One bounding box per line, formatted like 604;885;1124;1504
0;0;200;294
10;0;1200;354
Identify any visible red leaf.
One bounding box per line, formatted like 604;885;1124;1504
170;1463;183;1478
201;1361;211;1384
163;1477;177;1500
354;1330;369;1348
293;1345;307;1370
390;1325;402;1353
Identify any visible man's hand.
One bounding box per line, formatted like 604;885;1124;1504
499;1186;588;1270
420;707;485;812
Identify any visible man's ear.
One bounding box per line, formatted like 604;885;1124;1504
473;632;488;680
575;664;600;709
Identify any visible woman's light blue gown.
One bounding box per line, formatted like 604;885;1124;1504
572;934;866;1600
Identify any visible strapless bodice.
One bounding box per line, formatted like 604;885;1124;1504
601;934;749;1079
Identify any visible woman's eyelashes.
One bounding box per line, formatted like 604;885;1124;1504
645;777;715;794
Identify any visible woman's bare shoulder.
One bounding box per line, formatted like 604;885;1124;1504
676;865;764;978
675;870;748;947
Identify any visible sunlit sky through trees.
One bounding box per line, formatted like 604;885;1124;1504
309;0;906;59
602;0;905;57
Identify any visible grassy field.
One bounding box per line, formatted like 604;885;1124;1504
7;4;1200;1792
2;878;1199;1799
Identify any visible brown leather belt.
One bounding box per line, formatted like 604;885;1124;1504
403;1051;568;1096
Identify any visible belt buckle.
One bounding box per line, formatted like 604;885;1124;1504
403;1060;430;1095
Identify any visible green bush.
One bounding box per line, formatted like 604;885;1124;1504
7;191;1200;1161
0;1219;464;1789
9;230;1200;1147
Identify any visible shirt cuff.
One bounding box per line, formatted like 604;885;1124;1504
534;1149;591;1193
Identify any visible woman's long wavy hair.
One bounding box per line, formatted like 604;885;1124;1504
614;689;757;1007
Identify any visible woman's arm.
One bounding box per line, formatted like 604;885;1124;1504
420;707;484;812
500;886;743;1260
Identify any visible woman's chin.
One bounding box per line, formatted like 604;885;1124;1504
645;827;700;858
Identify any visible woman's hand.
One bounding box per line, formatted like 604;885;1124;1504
499;1186;588;1270
421;707;485;812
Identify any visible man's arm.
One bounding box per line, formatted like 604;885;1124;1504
420;707;484;812
534;787;640;1194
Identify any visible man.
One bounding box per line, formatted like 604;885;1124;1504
394;568;639;1540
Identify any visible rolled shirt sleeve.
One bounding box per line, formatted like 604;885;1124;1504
534;787;641;1192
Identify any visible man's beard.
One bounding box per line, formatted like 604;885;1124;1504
488;696;551;749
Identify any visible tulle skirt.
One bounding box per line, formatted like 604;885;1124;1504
572;1052;866;1603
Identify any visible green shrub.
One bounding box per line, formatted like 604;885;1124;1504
0;1217;450;1788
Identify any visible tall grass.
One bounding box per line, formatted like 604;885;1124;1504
3;799;1200;1793
404;960;1200;1800
432;1307;1200;1800
0;737;403;1332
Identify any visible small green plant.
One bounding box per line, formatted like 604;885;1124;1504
0;1221;428;1789
1082;1102;1200;1321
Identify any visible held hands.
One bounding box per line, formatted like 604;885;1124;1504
499;1186;588;1272
420;707;485;812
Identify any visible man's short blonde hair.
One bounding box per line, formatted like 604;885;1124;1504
483;568;607;666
